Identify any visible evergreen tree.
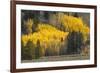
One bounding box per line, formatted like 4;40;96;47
35;40;41;59
67;31;83;54
21;40;35;60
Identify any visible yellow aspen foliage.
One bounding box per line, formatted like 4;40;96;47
59;14;83;32
80;25;90;42
58;14;90;42
22;15;90;47
24;18;33;34
22;24;69;47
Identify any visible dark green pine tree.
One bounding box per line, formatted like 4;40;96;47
21;40;35;60
67;31;83;54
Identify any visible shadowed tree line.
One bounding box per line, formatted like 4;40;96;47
21;31;85;60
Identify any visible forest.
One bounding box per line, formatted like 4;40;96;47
21;10;90;62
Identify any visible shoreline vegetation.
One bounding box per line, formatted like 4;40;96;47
21;10;90;62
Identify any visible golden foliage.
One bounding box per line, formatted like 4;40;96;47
58;14;90;41
21;14;90;58
22;24;68;47
22;14;90;47
24;18;33;34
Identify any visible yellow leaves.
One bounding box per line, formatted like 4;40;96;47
36;24;57;31
80;25;90;42
24;19;33;34
81;25;90;34
21;35;29;46
22;24;69;47
58;14;90;42
22;14;90;48
59;14;84;32
25;19;33;27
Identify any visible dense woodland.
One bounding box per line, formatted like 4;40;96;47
21;10;90;60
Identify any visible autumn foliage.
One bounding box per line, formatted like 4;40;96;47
21;14;90;60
